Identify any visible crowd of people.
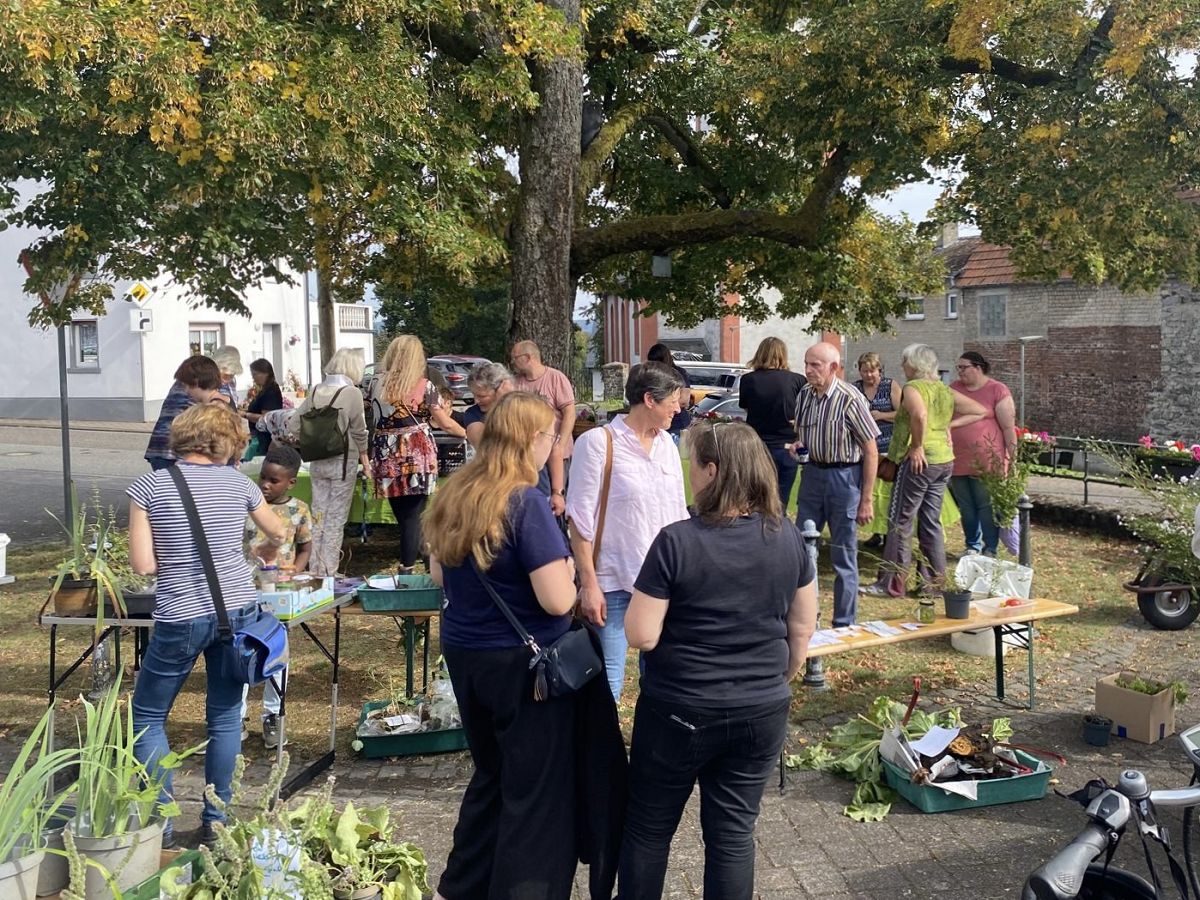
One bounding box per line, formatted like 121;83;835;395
126;331;1017;896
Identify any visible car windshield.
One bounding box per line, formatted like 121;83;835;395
696;393;737;413
684;367;741;387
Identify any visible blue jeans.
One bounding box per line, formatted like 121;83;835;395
618;696;790;900
949;475;999;555
132;606;256;832
796;464;861;626
768;447;799;510
599;590;633;702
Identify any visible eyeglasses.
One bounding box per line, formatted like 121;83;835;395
539;430;561;445
709;419;734;465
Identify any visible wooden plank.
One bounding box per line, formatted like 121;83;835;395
806;598;1079;658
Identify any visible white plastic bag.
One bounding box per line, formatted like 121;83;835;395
954;554;1033;599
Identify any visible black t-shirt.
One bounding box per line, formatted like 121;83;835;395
739;368;806;449
463;404;486;429
668;366;692;435
634;513;814;709
247;382;284;452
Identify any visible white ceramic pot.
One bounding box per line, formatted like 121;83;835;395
67;817;163;898
0;849;45;900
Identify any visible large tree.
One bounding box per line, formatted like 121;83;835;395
2;2;1198;369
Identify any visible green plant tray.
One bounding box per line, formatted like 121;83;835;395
123;849;203;899
356;700;467;758
882;749;1051;813
357;574;443;613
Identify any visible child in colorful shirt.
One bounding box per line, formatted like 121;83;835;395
242;444;312;748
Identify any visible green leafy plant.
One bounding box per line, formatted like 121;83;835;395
0;703;78;865
72;678;200;840
47;486;127;619
785;696;964;821
1116;673;1188;705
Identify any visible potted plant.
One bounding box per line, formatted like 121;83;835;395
66;679;201;897
942;571;973;620
46;490;126;620
0;705;79;898
1134;435;1200;481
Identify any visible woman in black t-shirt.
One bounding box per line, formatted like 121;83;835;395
621;419;818;900
647;343;693;440
240;358;283;456
737;337;806;508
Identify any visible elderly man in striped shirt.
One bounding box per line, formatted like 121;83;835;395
789;342;879;626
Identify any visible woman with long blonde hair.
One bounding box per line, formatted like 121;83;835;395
738;336;806;507
366;334;463;571
426;391;583;899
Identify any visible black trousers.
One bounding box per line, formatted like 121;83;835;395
440;642;578;900
387;495;427;567
618;695;790;900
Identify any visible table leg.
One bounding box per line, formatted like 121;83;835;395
275;667;288;772
1026;621;1036;710
993;626;1006;700
330;607;341;753
114;628;122;678
404;618;416;699
48;624;58;754
422;618;430;693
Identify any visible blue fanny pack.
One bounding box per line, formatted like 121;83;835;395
167;466;288;685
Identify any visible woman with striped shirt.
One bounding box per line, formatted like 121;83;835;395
127;403;287;846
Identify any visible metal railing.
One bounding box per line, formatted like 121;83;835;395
1030;437;1154;506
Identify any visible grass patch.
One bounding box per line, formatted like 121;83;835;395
1;516;1144;759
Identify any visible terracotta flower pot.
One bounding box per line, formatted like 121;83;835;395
50;577;98;616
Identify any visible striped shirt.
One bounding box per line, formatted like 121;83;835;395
127;462;264;622
793;378;880;464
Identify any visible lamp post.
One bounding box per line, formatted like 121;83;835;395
1017;335;1046;429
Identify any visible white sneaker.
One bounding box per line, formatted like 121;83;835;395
262;714;289;750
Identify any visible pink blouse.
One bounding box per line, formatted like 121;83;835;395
950;379;1012;477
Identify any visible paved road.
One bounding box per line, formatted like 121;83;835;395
0;423;151;543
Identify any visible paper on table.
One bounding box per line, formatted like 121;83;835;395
908;725;961;758
863;620;903;637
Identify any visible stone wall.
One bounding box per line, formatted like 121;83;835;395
1147;282;1200;440
601;362;629;402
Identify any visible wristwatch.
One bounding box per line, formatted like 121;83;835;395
551;489;565;497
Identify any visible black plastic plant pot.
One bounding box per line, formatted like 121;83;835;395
1083;714;1113;747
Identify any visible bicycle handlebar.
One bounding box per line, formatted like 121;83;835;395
1022;822;1111;900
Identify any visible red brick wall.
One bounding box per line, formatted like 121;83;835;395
965;325;1161;441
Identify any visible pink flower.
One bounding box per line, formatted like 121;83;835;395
1192;445;1200;462
1139;435;1154;448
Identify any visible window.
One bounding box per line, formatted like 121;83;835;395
946;291;959;319
70;321;100;371
979;291;1007;338
189;324;224;357
311;324;320;347
903;298;925;320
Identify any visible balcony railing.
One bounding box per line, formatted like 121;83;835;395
336;303;373;332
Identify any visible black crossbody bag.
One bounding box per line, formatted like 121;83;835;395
469;558;602;702
167;466;289;686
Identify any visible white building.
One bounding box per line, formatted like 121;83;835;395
0;219;375;422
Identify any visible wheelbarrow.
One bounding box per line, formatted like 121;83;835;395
1122;551;1198;630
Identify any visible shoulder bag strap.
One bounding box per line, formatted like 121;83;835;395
323;385;351;478
591;426;614;568
468;557;543;657
166;466;233;637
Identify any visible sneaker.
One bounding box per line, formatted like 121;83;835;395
860;583;889;597
262;714;289;750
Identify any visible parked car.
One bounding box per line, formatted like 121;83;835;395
427;355;490;403
693;392;747;421
677;361;748;405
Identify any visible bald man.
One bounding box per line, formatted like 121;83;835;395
789;342;879;626
511;340;575;516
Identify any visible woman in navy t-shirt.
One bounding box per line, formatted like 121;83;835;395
621;419;819;900
425;391;580;899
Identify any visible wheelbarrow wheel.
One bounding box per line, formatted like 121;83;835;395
1136;576;1199;630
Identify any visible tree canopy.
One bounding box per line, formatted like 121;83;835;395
1;1;1197;366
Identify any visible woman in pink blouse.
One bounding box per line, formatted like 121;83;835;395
949;351;1017;556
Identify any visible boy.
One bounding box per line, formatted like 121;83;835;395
243;443;312;748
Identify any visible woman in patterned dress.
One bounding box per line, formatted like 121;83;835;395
368;335;465;571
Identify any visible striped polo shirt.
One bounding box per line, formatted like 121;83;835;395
793;378;880;464
127;462;264;622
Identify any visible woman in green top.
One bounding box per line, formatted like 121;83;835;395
863;345;986;598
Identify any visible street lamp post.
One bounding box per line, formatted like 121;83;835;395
1016;335;1045;570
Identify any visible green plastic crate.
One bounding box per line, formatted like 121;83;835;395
357;574;444;613
124;849;203;899
882;749;1051;813
355;700;468;758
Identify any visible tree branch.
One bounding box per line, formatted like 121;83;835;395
1070;3;1119;79
796;143;852;228
577;101;648;204
570;209;822;276
938;53;1064;87
643;113;732;208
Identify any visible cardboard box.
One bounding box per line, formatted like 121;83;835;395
1095;671;1176;743
259;576;335;620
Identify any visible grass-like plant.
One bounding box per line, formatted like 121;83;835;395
0;704;78;865
46;486;126;622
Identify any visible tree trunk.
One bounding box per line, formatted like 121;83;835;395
508;0;582;373
316;255;336;371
